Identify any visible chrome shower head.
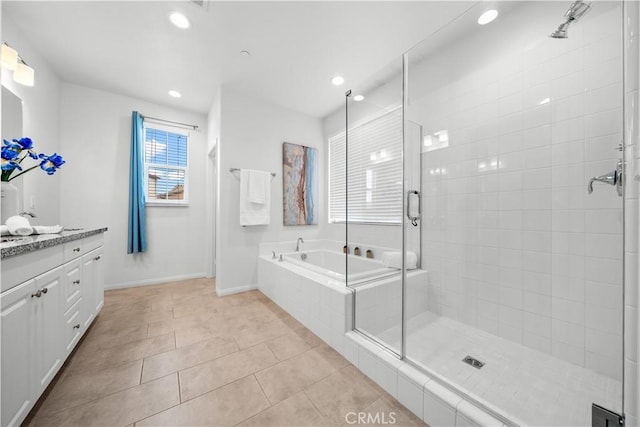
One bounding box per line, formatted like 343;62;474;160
550;0;591;39
550;22;570;39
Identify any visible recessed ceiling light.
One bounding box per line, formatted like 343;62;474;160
168;90;182;98
477;9;498;25
331;75;345;86
353;94;365;102
240;50;251;57
169;12;190;29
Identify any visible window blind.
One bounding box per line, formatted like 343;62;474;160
329;110;403;224
144;126;189;203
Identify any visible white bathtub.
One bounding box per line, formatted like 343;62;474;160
282;249;398;284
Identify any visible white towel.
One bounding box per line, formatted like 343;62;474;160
248;170;269;205
32;225;64;235
240;169;271;226
6;215;33;236
0;225;9;236
381;251;417;270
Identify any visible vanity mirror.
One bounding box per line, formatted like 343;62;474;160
1;86;24;223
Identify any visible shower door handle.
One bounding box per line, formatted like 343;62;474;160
587;159;623;197
407;190;421;226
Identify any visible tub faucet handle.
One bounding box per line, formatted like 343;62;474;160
271;251;276;259
279;254;284;262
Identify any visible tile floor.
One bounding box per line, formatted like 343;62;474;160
27;278;425;427
376;311;622;427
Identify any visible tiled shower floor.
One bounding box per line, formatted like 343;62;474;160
377;311;622;426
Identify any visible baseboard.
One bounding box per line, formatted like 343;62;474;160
216;283;257;297
104;272;208;290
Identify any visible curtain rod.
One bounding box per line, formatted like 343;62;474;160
142;114;198;130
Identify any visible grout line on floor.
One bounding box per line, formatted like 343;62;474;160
253;373;275;408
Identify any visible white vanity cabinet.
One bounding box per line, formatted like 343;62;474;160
0;279;36;427
0;230;106;427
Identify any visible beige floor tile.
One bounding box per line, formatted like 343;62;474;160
80;324;149;353
31;374;179;427
238;391;334;426
266;332;313;361
316;344;351;370
68;332;175;375
29;280;418;427
179;343;279;401
304;365;383;425
172;300;220;319
234;317;293;349
294;328;326;348
141;335;237;382
174;324;220;348
255;348;338;404
147;312;214;338
136;375;270;427
37;360;143;416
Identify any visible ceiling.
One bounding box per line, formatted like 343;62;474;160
2;1;475;118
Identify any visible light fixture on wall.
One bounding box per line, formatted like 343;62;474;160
1;43;18;70
1;42;35;86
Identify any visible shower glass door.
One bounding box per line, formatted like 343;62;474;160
342;59;406;355
403;1;625;425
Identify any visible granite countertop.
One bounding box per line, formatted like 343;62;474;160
1;227;108;259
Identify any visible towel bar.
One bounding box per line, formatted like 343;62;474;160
229;168;276;177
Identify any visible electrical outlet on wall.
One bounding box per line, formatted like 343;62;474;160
29;196;36;210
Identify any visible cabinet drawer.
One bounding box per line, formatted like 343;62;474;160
83;234;103;253
63;240;83;262
63;259;82;311
2;246;63;293
64;298;82;355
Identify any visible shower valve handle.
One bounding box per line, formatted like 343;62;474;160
587;159;623;196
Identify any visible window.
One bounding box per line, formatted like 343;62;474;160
328;109;403;224
143;123;189;205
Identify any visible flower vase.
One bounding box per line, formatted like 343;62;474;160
1;182;20;224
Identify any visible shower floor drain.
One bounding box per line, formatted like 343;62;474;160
462;355;485;369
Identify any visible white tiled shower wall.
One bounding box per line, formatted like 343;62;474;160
623;0;639;424
413;3;624;379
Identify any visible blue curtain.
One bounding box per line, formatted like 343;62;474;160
127;111;147;253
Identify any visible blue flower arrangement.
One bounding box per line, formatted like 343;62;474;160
1;138;65;182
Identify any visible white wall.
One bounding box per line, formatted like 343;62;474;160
1;14;62;225
215;86;325;295
205;89;221;279
410;2;624;380
60;83;208;289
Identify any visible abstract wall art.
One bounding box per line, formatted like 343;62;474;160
283;142;318;225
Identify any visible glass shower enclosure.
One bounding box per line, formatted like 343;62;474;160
342;2;627;425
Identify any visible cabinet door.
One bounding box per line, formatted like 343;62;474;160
81;251;95;328
33;266;64;394
93;247;104;313
1;279;36;427
82;247;104;328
